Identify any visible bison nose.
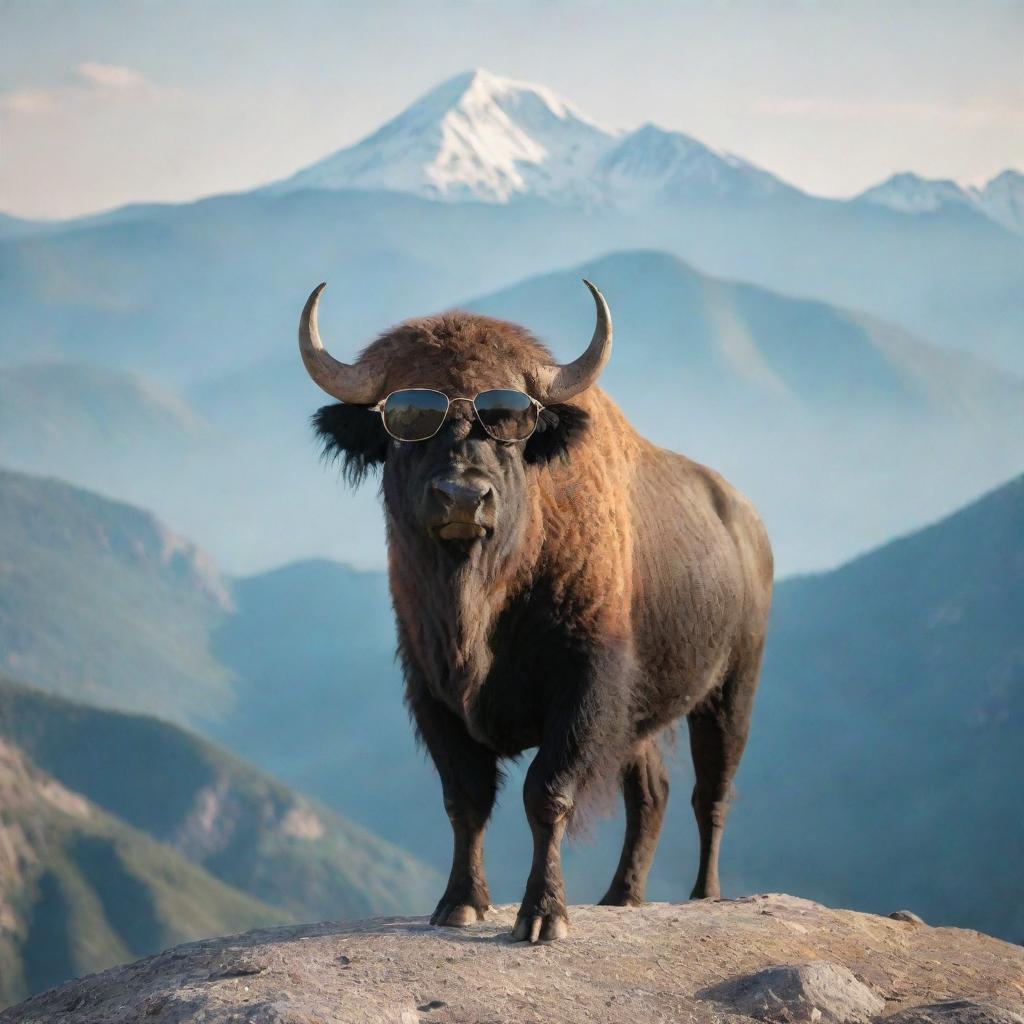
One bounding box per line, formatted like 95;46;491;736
432;478;492;515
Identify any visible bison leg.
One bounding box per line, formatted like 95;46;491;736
514;670;631;943
514;754;572;942
598;740;670;906
409;690;499;927
686;659;759;900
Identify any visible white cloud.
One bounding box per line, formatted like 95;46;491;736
74;62;150;90
0;89;58;115
0;63;176;117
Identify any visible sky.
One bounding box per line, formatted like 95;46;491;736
2;0;1023;219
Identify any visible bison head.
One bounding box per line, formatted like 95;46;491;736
301;282;611;557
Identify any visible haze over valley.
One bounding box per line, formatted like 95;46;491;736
2;71;1023;575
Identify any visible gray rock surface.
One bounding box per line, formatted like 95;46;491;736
701;961;886;1022
883;1001;1024;1024
3;894;1022;1024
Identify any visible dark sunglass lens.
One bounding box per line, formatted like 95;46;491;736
473;390;538;442
382;390;449;441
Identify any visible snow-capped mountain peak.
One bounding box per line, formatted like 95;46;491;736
269;68;611;204
857;172;975;214
267;69;789;207
598;123;792;206
980;169;1024;235
857;169;1024;236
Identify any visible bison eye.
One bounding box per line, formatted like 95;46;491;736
313;403;388;486
524;403;590;466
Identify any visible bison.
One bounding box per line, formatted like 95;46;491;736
299;280;773;942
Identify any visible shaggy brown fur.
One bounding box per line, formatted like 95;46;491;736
314;311;773;942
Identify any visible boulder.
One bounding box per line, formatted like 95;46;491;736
890;912;927;925
700;961;885;1022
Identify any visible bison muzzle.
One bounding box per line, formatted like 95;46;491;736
300;280;773;942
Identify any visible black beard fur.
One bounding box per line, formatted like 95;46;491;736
384;475;531;724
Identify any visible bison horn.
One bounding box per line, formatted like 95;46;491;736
298;283;385;405
530;279;613;405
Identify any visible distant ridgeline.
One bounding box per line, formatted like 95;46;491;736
1;71;1023;578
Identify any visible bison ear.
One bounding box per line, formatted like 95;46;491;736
313;403;389;486
524;403;590;466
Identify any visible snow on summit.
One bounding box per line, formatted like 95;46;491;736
266;69;1021;219
858;170;1024;235
857;173;976;215
596;124;790;206
270;69;609;204
980;170;1024;236
268;69;789;207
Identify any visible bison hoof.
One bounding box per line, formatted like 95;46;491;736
512;907;569;943
430;899;486;928
689;884;721;900
597;890;644;908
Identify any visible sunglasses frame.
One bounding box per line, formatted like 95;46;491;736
371;388;545;443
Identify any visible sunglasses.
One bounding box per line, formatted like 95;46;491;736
371;388;543;443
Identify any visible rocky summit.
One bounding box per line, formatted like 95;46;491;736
3;895;1022;1024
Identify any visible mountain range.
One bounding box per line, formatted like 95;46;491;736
268;69;794;209
0;733;277;1007
3;246;1022;576
1;68;1021;578
68;245;1024;574
0;467;415;832
0;467;234;723
0;672;440;1006
727;473;1024;942
858;169;1024;236
467;251;1024;571
8;70;1019;241
218;473;1024;948
214;471;1024;947
268;69;1024;243
1;463;1020;945
2;70;1022;382
0;65;1022;997
0;675;438;925
0;469;439;1003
